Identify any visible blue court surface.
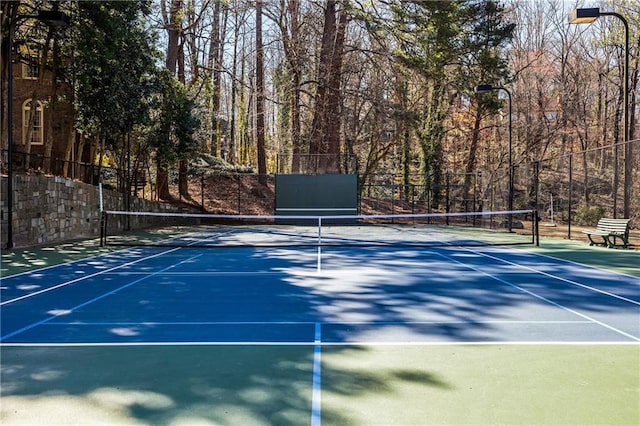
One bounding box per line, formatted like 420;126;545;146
2;243;639;345
1;240;639;425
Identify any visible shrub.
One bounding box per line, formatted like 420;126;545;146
574;205;605;226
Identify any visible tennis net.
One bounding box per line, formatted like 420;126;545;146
100;209;539;248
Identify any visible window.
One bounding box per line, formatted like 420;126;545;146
21;62;39;79
22;99;44;145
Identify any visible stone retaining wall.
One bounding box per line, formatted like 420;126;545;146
0;174;194;248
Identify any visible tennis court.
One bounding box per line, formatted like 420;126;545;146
1;215;639;425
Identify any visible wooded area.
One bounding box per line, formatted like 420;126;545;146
1;0;638;222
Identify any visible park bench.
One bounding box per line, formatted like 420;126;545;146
582;218;631;249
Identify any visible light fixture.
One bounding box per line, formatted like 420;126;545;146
569;7;631;218
568;8;600;24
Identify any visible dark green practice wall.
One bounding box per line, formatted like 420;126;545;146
275;174;358;223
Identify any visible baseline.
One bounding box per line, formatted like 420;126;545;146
432;250;640;342
465;247;640;305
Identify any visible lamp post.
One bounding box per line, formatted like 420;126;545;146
5;10;70;249
476;84;513;230
569;7;630;219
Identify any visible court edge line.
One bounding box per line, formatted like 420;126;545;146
311;323;322;426
43;320;594;326
0;247;183;306
0;243;140;280
1;341;638;347
0;228;239;281
434;251;640;342
468;248;640;305
0;253;203;341
518;246;640;281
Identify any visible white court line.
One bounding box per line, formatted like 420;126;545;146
466;248;640;305
311;323;322;426
0;244;138;280
518;248;640;282
43;320;594;326
0;253;203;341
1;341;638;347
101;271;298;276
434;251;640;342
0;247;183;306
1;228;241;306
0;226;240;281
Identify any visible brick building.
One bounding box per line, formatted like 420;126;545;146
5;51;75;174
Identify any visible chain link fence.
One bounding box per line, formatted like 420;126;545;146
3;139;638;243
359;140;638;241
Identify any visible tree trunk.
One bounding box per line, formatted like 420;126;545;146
323;3;347;173
464;108;483;204
165;0;182;73
158;0;183;199
308;1;336;171
255;0;267;184
62;127;74;179
229;12;239;163
282;0;303;173
208;0;226;157
77;133;86;182
179;159;189;198
157;165;171;200
309;0;347;174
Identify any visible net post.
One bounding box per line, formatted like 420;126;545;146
317;216;322;273
98;182;104;212
100;211;106;247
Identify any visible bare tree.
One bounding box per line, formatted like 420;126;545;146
309;0;348;173
255;0;267;183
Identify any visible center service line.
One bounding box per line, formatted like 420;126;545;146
311;322;322;426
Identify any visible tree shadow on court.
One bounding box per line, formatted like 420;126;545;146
0;237;111;277
0;344;455;425
1;242;638;424
0;245;462;425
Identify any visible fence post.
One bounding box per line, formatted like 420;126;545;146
391;183;395;220
568;154;573;239
534;161;540;245
201;175;205;212
237;175;241;214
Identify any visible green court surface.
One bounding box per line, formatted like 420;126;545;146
1;344;638;425
321;345;639;425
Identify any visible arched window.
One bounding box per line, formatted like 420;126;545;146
22;99;44;145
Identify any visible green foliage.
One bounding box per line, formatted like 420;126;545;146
468;1;515;114
353;1;515;205
73;1;159;141
575;205;606;226
148;69;200;167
